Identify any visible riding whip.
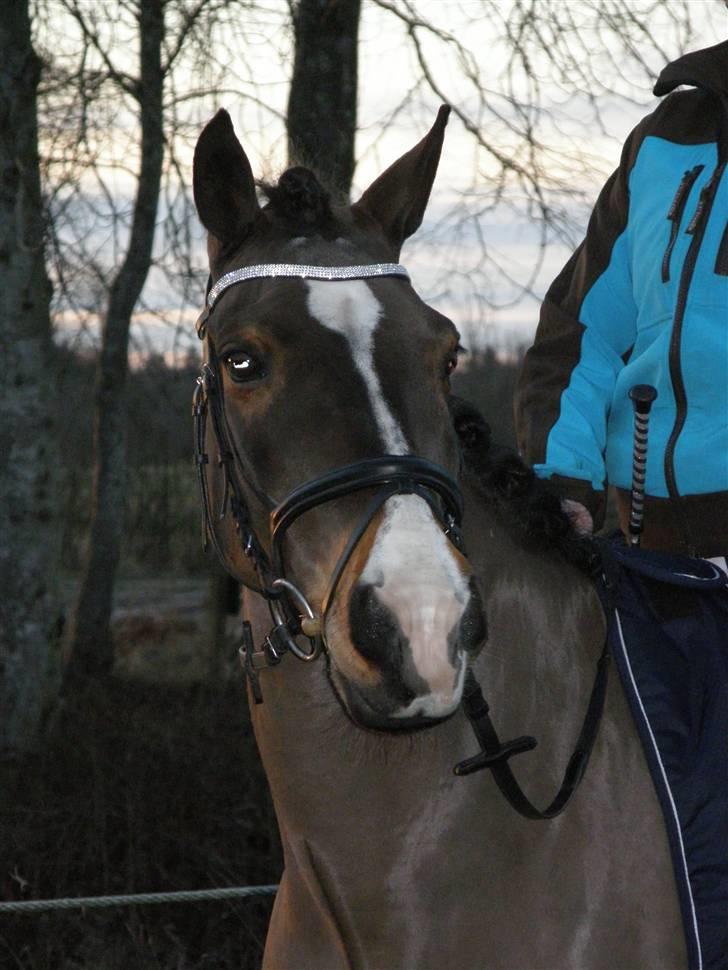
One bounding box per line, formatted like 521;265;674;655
627;384;657;547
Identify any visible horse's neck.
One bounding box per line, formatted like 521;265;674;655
243;490;608;858
244;485;684;969
245;591;469;832
462;488;608;802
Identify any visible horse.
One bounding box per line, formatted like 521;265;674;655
191;107;685;969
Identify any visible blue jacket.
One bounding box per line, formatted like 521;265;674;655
516;41;728;556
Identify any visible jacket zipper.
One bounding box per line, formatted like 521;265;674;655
715;219;728;276
661;165;703;283
664;163;726;516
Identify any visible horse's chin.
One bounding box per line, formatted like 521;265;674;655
327;662;462;734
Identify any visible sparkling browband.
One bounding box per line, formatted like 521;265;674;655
207;262;410;309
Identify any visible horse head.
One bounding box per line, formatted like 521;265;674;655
192;107;486;731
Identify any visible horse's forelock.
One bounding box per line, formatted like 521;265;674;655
259;166;335;234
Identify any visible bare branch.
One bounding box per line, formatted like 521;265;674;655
58;0;140;99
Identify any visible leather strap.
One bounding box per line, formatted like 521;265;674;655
455;645;610;819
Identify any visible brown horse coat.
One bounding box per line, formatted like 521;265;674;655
245;477;685;969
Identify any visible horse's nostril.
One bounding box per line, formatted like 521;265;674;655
349;582;403;666
456;580;488;654
397;684;417;706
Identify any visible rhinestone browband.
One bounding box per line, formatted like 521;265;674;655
207;262;410;309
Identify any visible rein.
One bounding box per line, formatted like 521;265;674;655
455;541;614;820
192;260;608;823
455;648;610;820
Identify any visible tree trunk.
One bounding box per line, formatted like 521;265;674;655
287;0;361;199
64;0;165;681
207;567;240;683
0;0;61;753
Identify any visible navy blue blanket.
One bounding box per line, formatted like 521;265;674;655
601;541;728;970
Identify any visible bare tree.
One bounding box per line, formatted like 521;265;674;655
32;0;289;683
0;0;61;753
61;0;166;679
363;0;709;325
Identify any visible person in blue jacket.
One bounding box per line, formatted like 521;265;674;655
515;40;728;562
516;46;728;969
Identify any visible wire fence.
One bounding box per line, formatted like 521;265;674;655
0;884;278;914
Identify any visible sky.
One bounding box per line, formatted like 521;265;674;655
43;0;727;362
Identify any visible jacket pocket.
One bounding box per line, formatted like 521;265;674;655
661;165;703;283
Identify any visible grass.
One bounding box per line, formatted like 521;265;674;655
1;674;282;969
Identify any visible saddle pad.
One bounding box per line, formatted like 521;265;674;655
603;542;728;970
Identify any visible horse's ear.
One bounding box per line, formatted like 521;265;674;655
193;109;260;257
353;105;450;256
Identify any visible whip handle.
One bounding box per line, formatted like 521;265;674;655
628;384;657;547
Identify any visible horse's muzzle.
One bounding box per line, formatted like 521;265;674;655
331;577;487;732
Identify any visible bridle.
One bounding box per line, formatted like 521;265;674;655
192;259;609;823
192;261;465;690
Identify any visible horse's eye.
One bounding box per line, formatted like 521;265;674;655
442;343;465;385
445;343;466;377
224;351;265;383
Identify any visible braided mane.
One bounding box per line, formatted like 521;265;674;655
448;396;599;576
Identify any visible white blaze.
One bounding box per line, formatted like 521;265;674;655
306;280;470;715
360;494;470;717
306;280;408;453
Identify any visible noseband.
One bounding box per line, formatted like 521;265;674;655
192;262;466;695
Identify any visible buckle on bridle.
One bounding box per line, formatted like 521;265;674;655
195;305;210;340
239;620;282;705
443;512;465;551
